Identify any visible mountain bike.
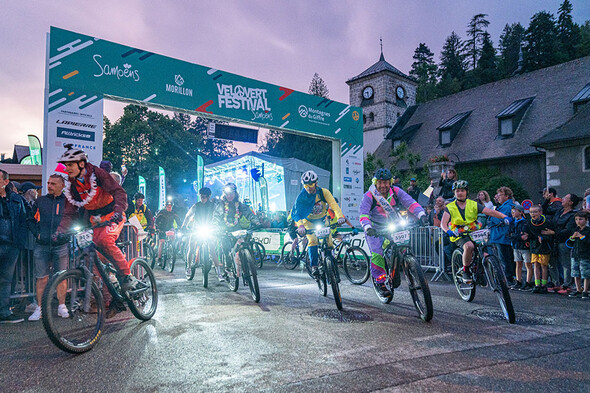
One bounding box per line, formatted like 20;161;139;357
332;229;370;285
374;219;433;322
252;240;266;269
306;224;342;310
219;229;261;303
279;235;309;270
156;229;176;272
184;225;213;288
42;222;158;353
451;228;516;324
142;232;157;269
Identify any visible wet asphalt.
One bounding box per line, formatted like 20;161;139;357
1;258;589;393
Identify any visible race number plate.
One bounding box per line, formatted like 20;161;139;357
231;229;248;237
393;230;410;244
470;229;490;244
75;229;93;248
315;227;331;239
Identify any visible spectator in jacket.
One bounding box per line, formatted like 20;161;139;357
0;169;28;324
548;194;580;292
407;178;421;201
490;187;516;284
524;205;554;294
566;210;590;298
509;204;533;291
27;174;70;321
438;168;457;200
542;187;562;221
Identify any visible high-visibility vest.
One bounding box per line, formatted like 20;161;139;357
446;199;480;242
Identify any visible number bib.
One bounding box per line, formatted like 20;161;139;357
76;229;94;249
393;230;410;245
315;227;331;239
470;229;490;245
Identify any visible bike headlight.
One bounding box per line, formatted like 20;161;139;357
73;226;81;231
194;225;213;239
399;219;407;228
316;224;322;231
388;224;396;232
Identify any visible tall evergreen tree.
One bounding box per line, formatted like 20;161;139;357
409;43;438;103
525;11;563;71
498;22;526;77
579;21;590;57
464;14;490;70
557;0;580;61
475;32;499;84
438;32;466;96
308;73;330;98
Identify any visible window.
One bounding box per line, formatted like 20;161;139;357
496;97;534;138
572;83;590;113
437;111;471;146
584;146;590;171
369;112;374;122
441;130;451;145
500;119;513;136
393;140;401;149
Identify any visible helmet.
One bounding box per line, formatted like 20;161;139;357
57;144;87;163
452;180;469;191
373;168;392;181
223;183;237;195
134;192;145;200
198;187;211;197
301;170;318;185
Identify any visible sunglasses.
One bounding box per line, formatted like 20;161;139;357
303;182;317;188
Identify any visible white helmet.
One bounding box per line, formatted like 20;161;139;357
301;170;318;185
57;144;87;163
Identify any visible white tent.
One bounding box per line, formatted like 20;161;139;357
204;152;330;212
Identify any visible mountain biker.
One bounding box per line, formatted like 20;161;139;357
128;193;154;232
292;170;345;278
440;180;512;283
212;183;259;277
182;187;223;279
359;168;428;298
155;199;181;264
55;144;139;291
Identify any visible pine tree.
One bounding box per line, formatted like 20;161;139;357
308;73;329;98
579;21;590;57
409;43;438;103
438;32;466;96
498;23;526;77
475;32;499;84
557;0;580;61
464;14;490;70
525;11;563;71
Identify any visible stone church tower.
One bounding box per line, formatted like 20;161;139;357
347;50;417;155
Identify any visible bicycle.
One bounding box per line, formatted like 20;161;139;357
252;239;266;269
142;232;157;269
184;224;213;288
279;235;309;270
218;229;261;303
332;229;370;285
450;228;516;324
157;229;177;272
41;222;158;353
374;218;434;322
306;223;343;310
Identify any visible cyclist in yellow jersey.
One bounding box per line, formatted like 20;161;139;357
440;180;511;283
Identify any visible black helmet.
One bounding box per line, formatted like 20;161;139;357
452;180;469;191
373;168;392;181
134;192;145;200
198;187;211;197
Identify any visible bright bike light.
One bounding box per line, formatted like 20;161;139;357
316;224;322;231
73;226;81;231
194;225;212;239
399;219;407;227
388;224;396;232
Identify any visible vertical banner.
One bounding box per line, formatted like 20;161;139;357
341;145;364;225
138;176;146;197
259;177;269;212
196;155;204;198
27;135;42;165
158;166;166;210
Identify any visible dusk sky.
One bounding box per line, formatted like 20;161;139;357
1;0;588;157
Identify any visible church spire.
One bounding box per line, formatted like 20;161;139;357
379;36;385;61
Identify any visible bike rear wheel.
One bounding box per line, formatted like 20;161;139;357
451;249;476;302
240;248;260;303
253;241;266;269
343;246;370;285
185;248;196;280
484;255;516;324
325;255;342;310
145;242;156;270
42;269;105;354
403;253;433;322
201;246;212;288
127;259;158;321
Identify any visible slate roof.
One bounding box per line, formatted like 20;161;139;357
373;56;590;168
533;103;590;148
347;52;415;83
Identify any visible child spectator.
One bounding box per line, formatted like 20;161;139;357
509;204;533;291
566;210;590;299
524;205;554;294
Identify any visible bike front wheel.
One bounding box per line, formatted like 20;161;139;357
280;241;300;270
41;269;105;354
201;246;212;288
240;248;260;303
403;253;433;322
325;255;342;310
483;255;516;324
253;241;266;269
343;246;370;285
165;243;176;273
126;258;158;321
451;249;476;302
185;247;196;281
223;251;239;292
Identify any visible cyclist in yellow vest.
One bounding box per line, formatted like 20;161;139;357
440;180;511;283
129;193;154;231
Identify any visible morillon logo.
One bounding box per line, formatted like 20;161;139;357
166;74;193;96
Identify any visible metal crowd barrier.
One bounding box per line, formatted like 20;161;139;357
10;223;141;302
409;226;450;282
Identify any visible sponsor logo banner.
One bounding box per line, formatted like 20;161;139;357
57;127;95;142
